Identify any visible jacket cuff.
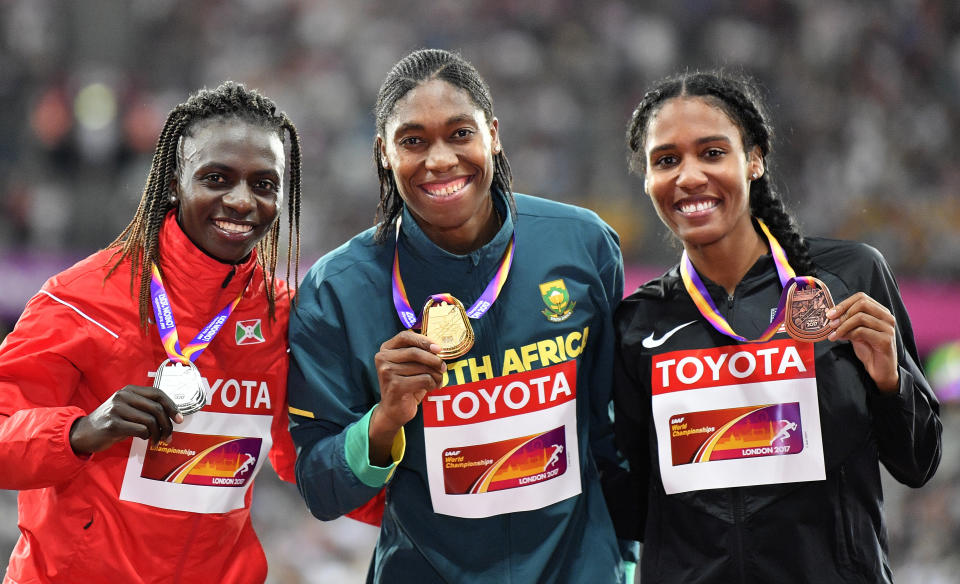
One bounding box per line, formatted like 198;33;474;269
60;408;93;463
872;365;911;402
344;407;405;487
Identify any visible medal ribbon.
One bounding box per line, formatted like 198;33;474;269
391;216;516;329
680;220;818;343
150;263;246;364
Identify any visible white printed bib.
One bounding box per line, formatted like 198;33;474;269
651;339;825;495
119;370;275;513
422;360;582;518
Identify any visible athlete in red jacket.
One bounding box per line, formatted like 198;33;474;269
0;82;303;584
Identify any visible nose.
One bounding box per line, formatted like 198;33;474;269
675;160;707;191
425;141;457;172
222;183;255;215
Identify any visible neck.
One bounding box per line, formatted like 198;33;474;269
419;201;501;255
684;221;768;295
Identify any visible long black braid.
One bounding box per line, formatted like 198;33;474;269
626;71;814;275
107;81;303;328
372;48;515;243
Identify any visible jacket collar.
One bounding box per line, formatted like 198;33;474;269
398;190;514;267
155;210;259;310
682;252;778;302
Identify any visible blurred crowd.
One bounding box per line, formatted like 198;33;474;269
2;1;959;277
0;0;958;582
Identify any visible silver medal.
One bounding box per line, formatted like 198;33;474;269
153;359;206;415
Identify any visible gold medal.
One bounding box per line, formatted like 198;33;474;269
784;277;835;343
421;295;475;360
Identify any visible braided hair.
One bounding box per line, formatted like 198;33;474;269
626;71;814;275
372;48;514;243
107;81;303;328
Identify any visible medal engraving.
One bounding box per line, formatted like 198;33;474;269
422;295;475;360
784;278;835;343
154;359;206;415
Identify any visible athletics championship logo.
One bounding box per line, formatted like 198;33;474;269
539;279;575;322
235;319;265;345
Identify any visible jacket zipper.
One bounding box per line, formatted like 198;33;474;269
221;264;237;288
732;488;746;583
171;516;201;583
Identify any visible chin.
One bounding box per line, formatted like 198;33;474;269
676;224;726;246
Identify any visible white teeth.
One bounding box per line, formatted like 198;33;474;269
423;177;468;196
679;200;718;214
215;220;253;234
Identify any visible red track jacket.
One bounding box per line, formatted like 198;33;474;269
0;213;296;583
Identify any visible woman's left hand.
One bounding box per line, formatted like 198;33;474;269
826;292;899;393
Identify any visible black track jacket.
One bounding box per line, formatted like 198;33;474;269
612;237;941;584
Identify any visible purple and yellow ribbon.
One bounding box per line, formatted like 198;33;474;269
150;263;246;364
391;216;515;330
680;220;818;343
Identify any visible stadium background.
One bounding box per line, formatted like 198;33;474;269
1;1;957;581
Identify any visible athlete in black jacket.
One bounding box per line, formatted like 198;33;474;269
612;71;941;583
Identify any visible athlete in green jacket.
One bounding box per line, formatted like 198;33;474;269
287;49;629;583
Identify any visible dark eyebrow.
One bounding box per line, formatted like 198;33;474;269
393;113;480;137
649;135;733;155
194;162;233;175
444;113;478;126
195;163;280;179
393;122;425;135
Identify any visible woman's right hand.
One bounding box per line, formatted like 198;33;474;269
369;330;446;465
69;386;184;455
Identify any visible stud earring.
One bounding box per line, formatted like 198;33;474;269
751;173;758;180
168;195;177;205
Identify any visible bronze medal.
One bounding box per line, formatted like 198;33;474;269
784;277;835;343
421;295;475;360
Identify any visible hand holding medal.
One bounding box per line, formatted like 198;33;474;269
824;291;900;392
368;217;515;465
370;330;447;465
68;385;183;454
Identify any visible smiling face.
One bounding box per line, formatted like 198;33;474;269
379;79;500;254
643;97;763;251
172;118;285;263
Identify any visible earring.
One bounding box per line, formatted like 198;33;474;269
494;145;501;154
168;195;177;205
751;173;758;180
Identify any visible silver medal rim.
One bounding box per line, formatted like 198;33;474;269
153;358;206;415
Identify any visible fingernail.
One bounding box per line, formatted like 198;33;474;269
826;308;836;318
174;413;184;424
828;331;837;341
430;343;441;353
441;362;447;372
829;319;840;327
